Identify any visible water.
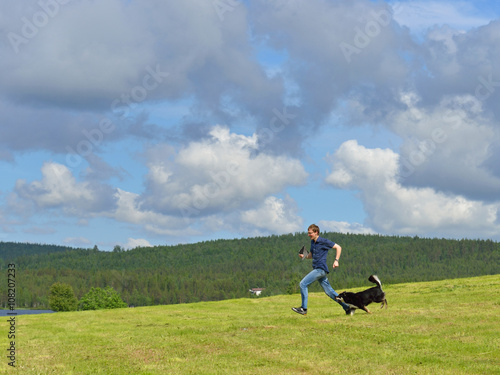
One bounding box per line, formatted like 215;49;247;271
0;310;55;316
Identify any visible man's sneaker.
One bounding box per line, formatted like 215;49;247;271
292;307;307;315
345;308;354;316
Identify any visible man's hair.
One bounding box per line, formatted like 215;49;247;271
308;224;320;234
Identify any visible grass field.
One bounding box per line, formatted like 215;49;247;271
1;275;499;374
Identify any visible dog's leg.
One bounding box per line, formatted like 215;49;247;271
380;299;388;309
362;306;372;314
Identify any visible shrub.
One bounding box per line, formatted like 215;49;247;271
49;282;78;312
79;286;128;310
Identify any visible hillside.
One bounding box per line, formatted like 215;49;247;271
0;233;498;309
0;242;81;264
1;275;498;374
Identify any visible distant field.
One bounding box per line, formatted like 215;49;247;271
1;275;498;374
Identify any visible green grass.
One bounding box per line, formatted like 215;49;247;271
1;275;499;374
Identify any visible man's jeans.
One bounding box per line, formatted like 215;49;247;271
300;268;350;311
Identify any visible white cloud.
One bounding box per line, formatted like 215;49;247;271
318;220;376;235
251;0;410;128
123;238;152;250
241;195;303;235
14;162;114;215
141;126;308;218
17;163;90;207
326;140;500;238
7;124;309;240
0;0;282;120
109;125;309;238
112;189;197;236
326;140;398;188
389;93;500;200
63;237;91;246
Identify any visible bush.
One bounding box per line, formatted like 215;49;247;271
79;286;128;310
49;282;78;312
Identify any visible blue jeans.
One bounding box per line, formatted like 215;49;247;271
300;269;350;311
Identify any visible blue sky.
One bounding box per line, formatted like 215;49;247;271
1;0;500;250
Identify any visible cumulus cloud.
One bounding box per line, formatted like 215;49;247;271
317;220;376;235
389;93;500;200
325;140;500;238
63;236;91;247
111;189;195;236
140;126;308;218
7;124;308;240
250;0;413;128
0;0;286;171
2;0;154;109
0;0;282;122
241;195;303;235
123;237;152;250
100;125;307;238
14;162;116;216
416;19;500;114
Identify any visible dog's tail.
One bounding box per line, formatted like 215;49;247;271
369;275;382;288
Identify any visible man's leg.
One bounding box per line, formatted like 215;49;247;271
318;276;350;311
299;269;324;310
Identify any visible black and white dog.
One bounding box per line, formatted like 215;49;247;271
335;275;387;314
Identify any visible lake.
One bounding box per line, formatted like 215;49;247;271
0;310;55;316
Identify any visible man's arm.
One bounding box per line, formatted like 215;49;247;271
299;251;313;259
332;243;342;268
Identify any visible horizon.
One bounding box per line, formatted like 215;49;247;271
1;229;498;252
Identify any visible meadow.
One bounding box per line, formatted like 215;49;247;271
1;275;498;374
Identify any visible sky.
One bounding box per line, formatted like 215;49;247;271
1;0;499;250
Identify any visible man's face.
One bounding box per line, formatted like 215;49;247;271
308;229;319;241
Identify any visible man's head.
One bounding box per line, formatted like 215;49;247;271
307;224;320;241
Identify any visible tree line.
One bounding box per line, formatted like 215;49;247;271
0;232;498;309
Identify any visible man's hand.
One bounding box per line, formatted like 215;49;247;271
332;259;339;269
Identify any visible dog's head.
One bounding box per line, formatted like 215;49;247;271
335;292;347;303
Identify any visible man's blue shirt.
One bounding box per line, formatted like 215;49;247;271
310;236;335;273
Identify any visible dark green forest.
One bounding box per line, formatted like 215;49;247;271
0;232;498;309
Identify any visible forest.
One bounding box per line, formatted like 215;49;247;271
0;232;498;309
